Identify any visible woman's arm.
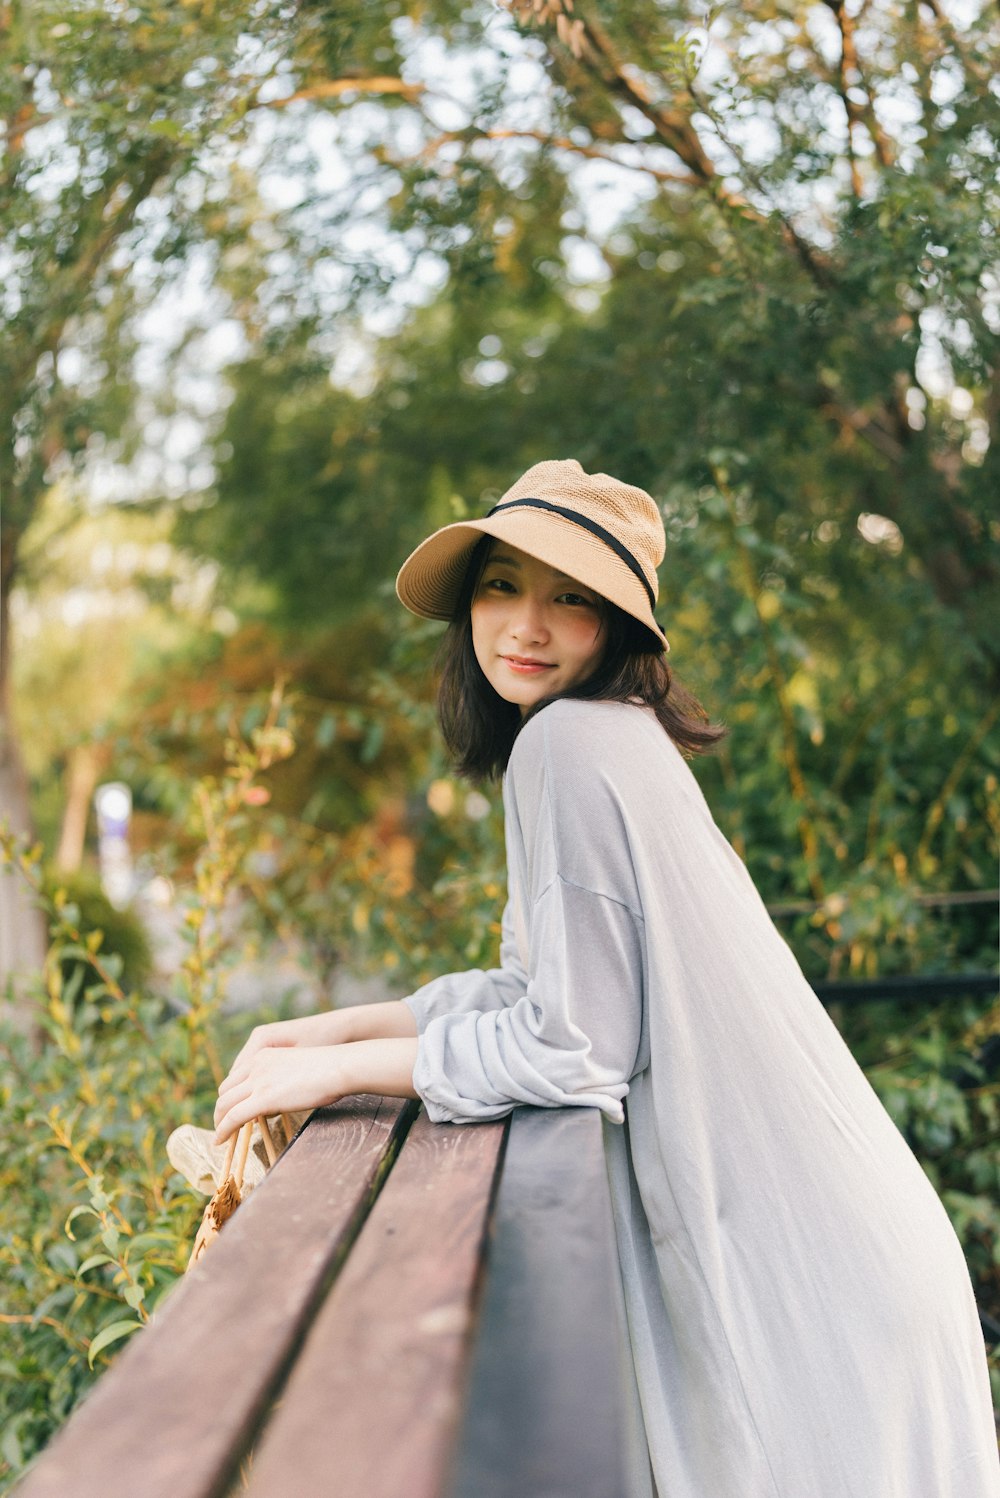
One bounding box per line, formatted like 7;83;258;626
214;897;525;1137
213;1035;420;1143
411;878;644;1126
224;999;418;1074
402;900;528;1030
212;1002;418;1141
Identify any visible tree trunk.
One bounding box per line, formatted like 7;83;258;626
0;536;47;1029
55;742;103;873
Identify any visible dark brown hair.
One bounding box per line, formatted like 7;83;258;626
437;537;727;781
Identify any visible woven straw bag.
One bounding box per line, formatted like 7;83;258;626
186;1113;292;1269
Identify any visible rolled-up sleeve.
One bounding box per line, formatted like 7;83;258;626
403;899;528;1032
412;876;644;1125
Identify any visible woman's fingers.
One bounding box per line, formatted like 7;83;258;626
214;1063;254;1111
213;1047;346;1143
218;1025;300;1101
228;1022;294;1076
214;1076;252;1130
214;1093;262;1146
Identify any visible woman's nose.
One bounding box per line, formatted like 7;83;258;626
510;596;549;642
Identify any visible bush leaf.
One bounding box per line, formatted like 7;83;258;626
87;1318;143;1367
76;1253;116;1277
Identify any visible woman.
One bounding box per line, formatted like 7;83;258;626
215;459;1000;1497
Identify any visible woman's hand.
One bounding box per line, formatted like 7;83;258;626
224;1011;353;1077
213;1035;421;1143
214;1045;350;1143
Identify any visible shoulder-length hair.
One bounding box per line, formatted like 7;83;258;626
437;536;727;781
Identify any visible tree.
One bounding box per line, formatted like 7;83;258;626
7;0;996;985
399;0;999;671
0;0;426;990
177;0;997;974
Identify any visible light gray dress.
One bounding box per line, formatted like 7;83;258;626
404;698;1000;1497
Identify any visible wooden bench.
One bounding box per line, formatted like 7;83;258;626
17;1098;631;1498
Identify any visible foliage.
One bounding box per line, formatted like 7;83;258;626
12;489;226;775
0;695;297;1488
165;0;998;979
0;0;465;975
182;306;1000;978
0;850;208;1486
847;990;1000;1412
8;0;998;972
112;630;510;994
39;867;153;998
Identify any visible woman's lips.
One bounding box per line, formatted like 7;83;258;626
502;656;555;675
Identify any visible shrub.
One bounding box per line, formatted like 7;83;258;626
40;867;153;1001
0;693;296;1490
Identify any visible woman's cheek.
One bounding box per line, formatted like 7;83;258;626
570;613;603;648
470;595;499;629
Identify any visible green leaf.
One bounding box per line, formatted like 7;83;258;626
62;962;86;1008
54;943;91;964
124;1230;177;1256
64;1204;99;1239
360;721;384;763
87;1318;143;1367
1;1410;30;1471
77;1253;116;1277
146;118;183;141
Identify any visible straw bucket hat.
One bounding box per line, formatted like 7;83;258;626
395;459;669;651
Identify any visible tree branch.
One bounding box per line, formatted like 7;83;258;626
414;125;699;187
822;0;894;179
818;391;908;464
575;8;719;183
506;1;836;291
920;0;993;92
6;145;173;393
248;75;424;113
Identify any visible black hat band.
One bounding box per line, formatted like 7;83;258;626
486;497;656;608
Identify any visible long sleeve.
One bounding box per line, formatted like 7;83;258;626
412;874;645;1124
402;899;529;1032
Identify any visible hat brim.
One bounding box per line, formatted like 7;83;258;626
395;509;669;652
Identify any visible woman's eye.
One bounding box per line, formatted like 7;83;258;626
483;576;516;594
560;592;596;608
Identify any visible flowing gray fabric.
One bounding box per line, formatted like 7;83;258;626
405;698;1000;1497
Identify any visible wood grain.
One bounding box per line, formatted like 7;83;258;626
445;1106;631;1498
242;1108;507;1498
16;1096;417;1498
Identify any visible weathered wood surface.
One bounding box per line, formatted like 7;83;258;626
18;1100;634;1498
16;1096;417;1498
446;1106;631;1498
243;1110;507;1498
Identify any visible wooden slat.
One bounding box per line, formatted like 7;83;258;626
242;1108;507;1498
446;1106;631;1498
17;1097;416;1498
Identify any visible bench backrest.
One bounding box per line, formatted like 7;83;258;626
16;1099;630;1498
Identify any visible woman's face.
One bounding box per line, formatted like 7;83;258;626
470;543;606;715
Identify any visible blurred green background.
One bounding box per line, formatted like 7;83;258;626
1;0;998;1479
